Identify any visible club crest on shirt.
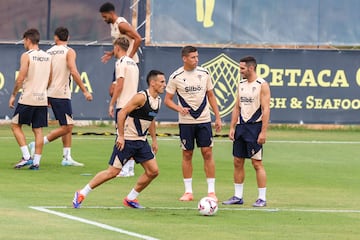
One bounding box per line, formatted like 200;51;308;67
202;53;240;118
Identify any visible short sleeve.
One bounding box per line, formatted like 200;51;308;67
165;75;177;94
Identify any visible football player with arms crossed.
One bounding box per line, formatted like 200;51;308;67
164;45;221;202
222;56;271;207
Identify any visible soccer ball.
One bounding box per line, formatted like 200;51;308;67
198;197;218;216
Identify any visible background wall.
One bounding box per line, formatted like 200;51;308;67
1;0;360;124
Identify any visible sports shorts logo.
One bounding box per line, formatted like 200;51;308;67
202;53;239;118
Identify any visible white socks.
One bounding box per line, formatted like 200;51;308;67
43;136;72;159
63;147;71;158
183;178;216;193
21;145;31;160
80;184;92;197
121;160;135;173
234;183;244;198
128;159;135;172
258;187;266;201
43;136;49;145
33;154;41;165
183;178;193;193
127;188;139;200
234;184;266;200
207;178;215;193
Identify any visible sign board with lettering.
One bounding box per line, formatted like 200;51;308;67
1;44;360;124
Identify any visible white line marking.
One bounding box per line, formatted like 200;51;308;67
2;136;360;144
32;206;360;214
268;140;360;144
29;206;159;240
71;137;360;144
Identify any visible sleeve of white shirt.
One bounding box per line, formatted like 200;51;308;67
115;59;125;80
206;73;214;91
165;74;177;94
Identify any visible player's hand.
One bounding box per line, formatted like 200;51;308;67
101;51;113;63
8;95;15;108
257;131;266;145
179;107;191;116
116;136;125;151
214;118;222;133
229;128;235;141
108;104;114;118
152;141;158;154
84;91;93;101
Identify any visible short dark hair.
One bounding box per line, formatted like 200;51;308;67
114;37;129;51
240;56;257;69
146;70;164;86
181;45;197;57
54;27;69;41
99;2;115;13
23;28;40;44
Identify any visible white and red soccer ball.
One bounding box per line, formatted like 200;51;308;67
198;197;218;216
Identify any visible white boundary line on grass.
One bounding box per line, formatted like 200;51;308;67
29;206;159;240
150;207;360;213
30;205;360;213
72;138;360;144
2;136;360;144
29;205;360;239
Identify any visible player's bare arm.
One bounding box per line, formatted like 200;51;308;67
101;50;114;63
9;53;29;108
148;120;158;154
258;81;271;145
67;48;93;101
164;92;190;115
108;77;124;118
229;96;240;141
118;22;142;59
207;89;222;132
47;64;53;89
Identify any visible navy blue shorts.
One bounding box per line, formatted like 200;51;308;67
233;122;263;159
108;140;154;168
179;122;213;150
48;97;73;126
12;104;48;128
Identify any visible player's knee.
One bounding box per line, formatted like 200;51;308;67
251;160;264;170
11;124;19;132
63;125;73;133
147;168;159;179
201;147;213;159
234;158;244;168
109;167;121;178
183;150;193;160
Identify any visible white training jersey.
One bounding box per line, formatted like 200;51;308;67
46;44;71;99
237;78;266;124
111;17;139;63
115;55;139;109
166;66;213;124
18;49;51;106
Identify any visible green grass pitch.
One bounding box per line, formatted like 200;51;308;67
1;124;360;240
